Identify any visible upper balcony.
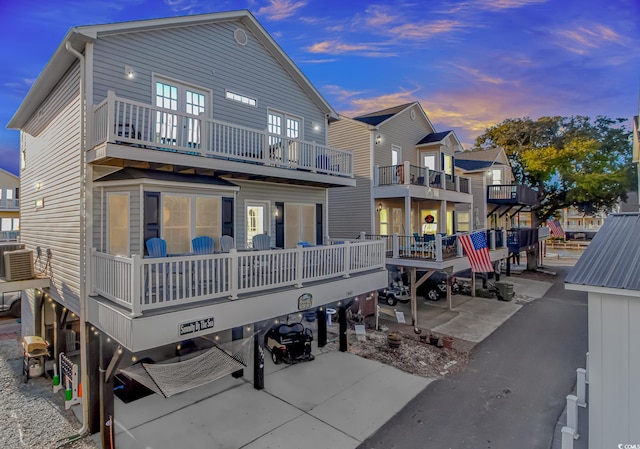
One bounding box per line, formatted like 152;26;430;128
88;239;387;352
487;185;537;206
87;91;355;187
374;162;471;202
366;229;507;272
0;198;19;211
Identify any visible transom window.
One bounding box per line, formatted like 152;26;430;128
226;90;257;107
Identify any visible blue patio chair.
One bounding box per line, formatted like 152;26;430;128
252;234;271;251
192;236;215;254
413;233;423;244
220;235;235;253
146;238;167;257
297;241;311;247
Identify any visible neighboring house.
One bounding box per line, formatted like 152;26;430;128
565;213;640;447
5;10;386;440
328;103;508;299
0;168;19;241
454;148;545;266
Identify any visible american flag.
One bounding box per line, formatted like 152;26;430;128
548;219;565;238
458;232;494;273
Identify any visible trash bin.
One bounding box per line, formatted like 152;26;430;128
495;281;514;301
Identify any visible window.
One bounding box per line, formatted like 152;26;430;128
443;154;453;176
5;189;13;200
457;212;470;232
422;153;437;171
391;146;399;166
284;204;315;248
1;218;11;231
421;210;438;234
446;210;454;235
491;168;502;185
154;77;208;148
379;208;389;235
246;201;269;247
226;90;257;107
392;208;403;235
108;194;129;256
162;194;220;254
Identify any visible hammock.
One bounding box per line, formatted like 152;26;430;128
120;341;249;398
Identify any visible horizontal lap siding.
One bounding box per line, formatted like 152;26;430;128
376;105;435;167
21;64;82;314
233;180;325;248
467;173;486;230
328;120;371;238
92;20;326;145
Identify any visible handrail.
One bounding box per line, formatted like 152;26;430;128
376;164;471;193
91;240;385;316
90;91;353;177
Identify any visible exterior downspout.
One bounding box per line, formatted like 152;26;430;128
64;39;90;440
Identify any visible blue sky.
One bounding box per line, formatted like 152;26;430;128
1;0;638;176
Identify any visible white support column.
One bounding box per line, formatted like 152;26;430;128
405;195;411;237
440;201;447;234
576;368;587;407
585;352;589;384
456;236;463;257
131;254;142;317
561;427;574;449
403;161;410;185
566;394;579;439
373;165;380;186
435;235;443;262
343;241;351;278
229;249;239;298
393;233;399;259
455;175;460;191
502;229;507;248
359;231;366;240
489;230;496;250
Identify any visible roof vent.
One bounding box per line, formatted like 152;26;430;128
4;249;34;281
234;28;248;47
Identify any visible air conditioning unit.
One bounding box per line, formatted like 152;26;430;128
4;250;34;281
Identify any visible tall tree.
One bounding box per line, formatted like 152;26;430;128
474;115;634;269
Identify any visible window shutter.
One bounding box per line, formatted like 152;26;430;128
275;202;284;248
143;192;160;255
316;203;323;245
222;197;234;237
441;152;444;171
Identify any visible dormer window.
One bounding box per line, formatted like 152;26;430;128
491;168;502;185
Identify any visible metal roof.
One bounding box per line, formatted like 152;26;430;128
353;103;414;126
565;213;640;291
455;159;494;171
95;168;238;187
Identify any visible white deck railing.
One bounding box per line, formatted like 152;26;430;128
91;240;385;317
0;198;19;210
90;91;353;178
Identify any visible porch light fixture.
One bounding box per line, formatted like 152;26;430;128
375;134;382;145
376;202;383;212
312;122;321;132
125;65;135;79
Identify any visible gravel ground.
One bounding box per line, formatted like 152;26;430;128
0;337;97;449
346;328;469;378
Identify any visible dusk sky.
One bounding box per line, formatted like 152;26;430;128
1;0;638;176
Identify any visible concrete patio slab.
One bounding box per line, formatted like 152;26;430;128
309;364;432;441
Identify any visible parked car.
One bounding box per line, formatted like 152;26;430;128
377;281;410;306
0;291;21;317
401;271;460;301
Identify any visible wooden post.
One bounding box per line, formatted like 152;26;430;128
99;335;117;449
471;273;476;298
410;267;417;327
317;308;327;347
446;269;452;311
338;307;347;352
87;324;101;434
253;331;264;390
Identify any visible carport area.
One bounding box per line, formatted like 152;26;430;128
81;320;431;449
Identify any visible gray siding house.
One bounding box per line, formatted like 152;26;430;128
6;10;386;440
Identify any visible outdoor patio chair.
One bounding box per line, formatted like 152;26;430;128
146;238;167;257
220;235;235;253
252;234;271;251
192;236;215;254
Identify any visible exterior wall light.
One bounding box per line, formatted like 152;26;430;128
125;65;135;79
375;134;382;145
376;202;383;212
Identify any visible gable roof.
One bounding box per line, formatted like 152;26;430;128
8;10;337;129
353;103;414;126
417;131;452;145
565;213;640;291
456;147;505;164
455;159;495;171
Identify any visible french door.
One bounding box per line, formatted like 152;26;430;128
284;204;315;248
155;78;208;149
